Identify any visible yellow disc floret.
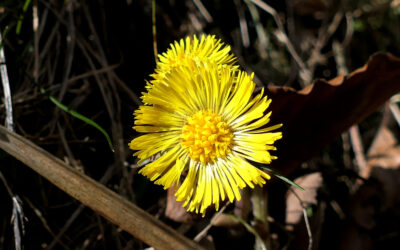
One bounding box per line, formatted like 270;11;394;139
181;110;234;164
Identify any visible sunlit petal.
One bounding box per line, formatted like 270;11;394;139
130;35;282;216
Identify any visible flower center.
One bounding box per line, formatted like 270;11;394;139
181;110;234;164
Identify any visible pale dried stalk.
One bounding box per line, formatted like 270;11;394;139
389;101;400;129
245;0;268;59
307;11;344;73
194;203;229;242
0;125;204;250
192;0;213;22
290;189;313;250
1;30;24;250
0;31;14;131
251;0;311;84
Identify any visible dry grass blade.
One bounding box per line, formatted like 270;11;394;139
0;125;204;250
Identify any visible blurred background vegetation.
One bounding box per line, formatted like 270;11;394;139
1;0;400;249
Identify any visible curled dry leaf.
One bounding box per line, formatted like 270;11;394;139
165;187;200;223
367;124;400;209
367;126;397;157
285;172;323;226
267;52;400;176
367;126;400;170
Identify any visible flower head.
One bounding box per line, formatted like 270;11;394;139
130;35;282;215
156;34;236;73
149;35;236;87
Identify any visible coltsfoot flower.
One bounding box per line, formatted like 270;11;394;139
130;35;282;215
152;35;236;82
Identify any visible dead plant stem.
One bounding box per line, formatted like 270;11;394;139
251;0;311;84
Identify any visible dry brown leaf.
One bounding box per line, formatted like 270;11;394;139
165;187;201;223
267;52;400;176
369;145;400;170
367;126;397;156
366;124;400;209
285;172;323;226
367;126;400;170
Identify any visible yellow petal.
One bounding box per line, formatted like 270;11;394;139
154;156;187;189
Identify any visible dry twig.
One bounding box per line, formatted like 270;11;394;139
251;0;311;84
192;0;213;23
194;203;229;242
290;189;313;250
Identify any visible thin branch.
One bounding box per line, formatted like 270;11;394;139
228;214;268;250
245;0;268;59
333;41;348;75
349;125;368;177
23;197;70;250
47;204;85;250
234;0;250;48
342;12;354;48
307;11;344;73
57;0;76;103
389;101;400;129
57;122;78;168
302;208;312;250
290;190;313;250
152;0;158;63
0;31;14;131
0;172;25;250
11;196;25;250
65;64;118;85
0;171;13;198
33;0;39;82
192;0;213;23
251;0;311;84
194;203;229;242
188;12;203;32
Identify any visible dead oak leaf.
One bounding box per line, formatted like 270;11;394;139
267;52;400;176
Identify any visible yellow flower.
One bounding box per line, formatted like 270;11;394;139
150;34;236;85
130;38;282;215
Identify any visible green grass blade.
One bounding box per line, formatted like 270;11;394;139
0;26;9;49
39;87;114;152
16;0;32;35
260;166;304;191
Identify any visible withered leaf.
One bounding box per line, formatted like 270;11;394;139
285;172;323;226
267;52;400;176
